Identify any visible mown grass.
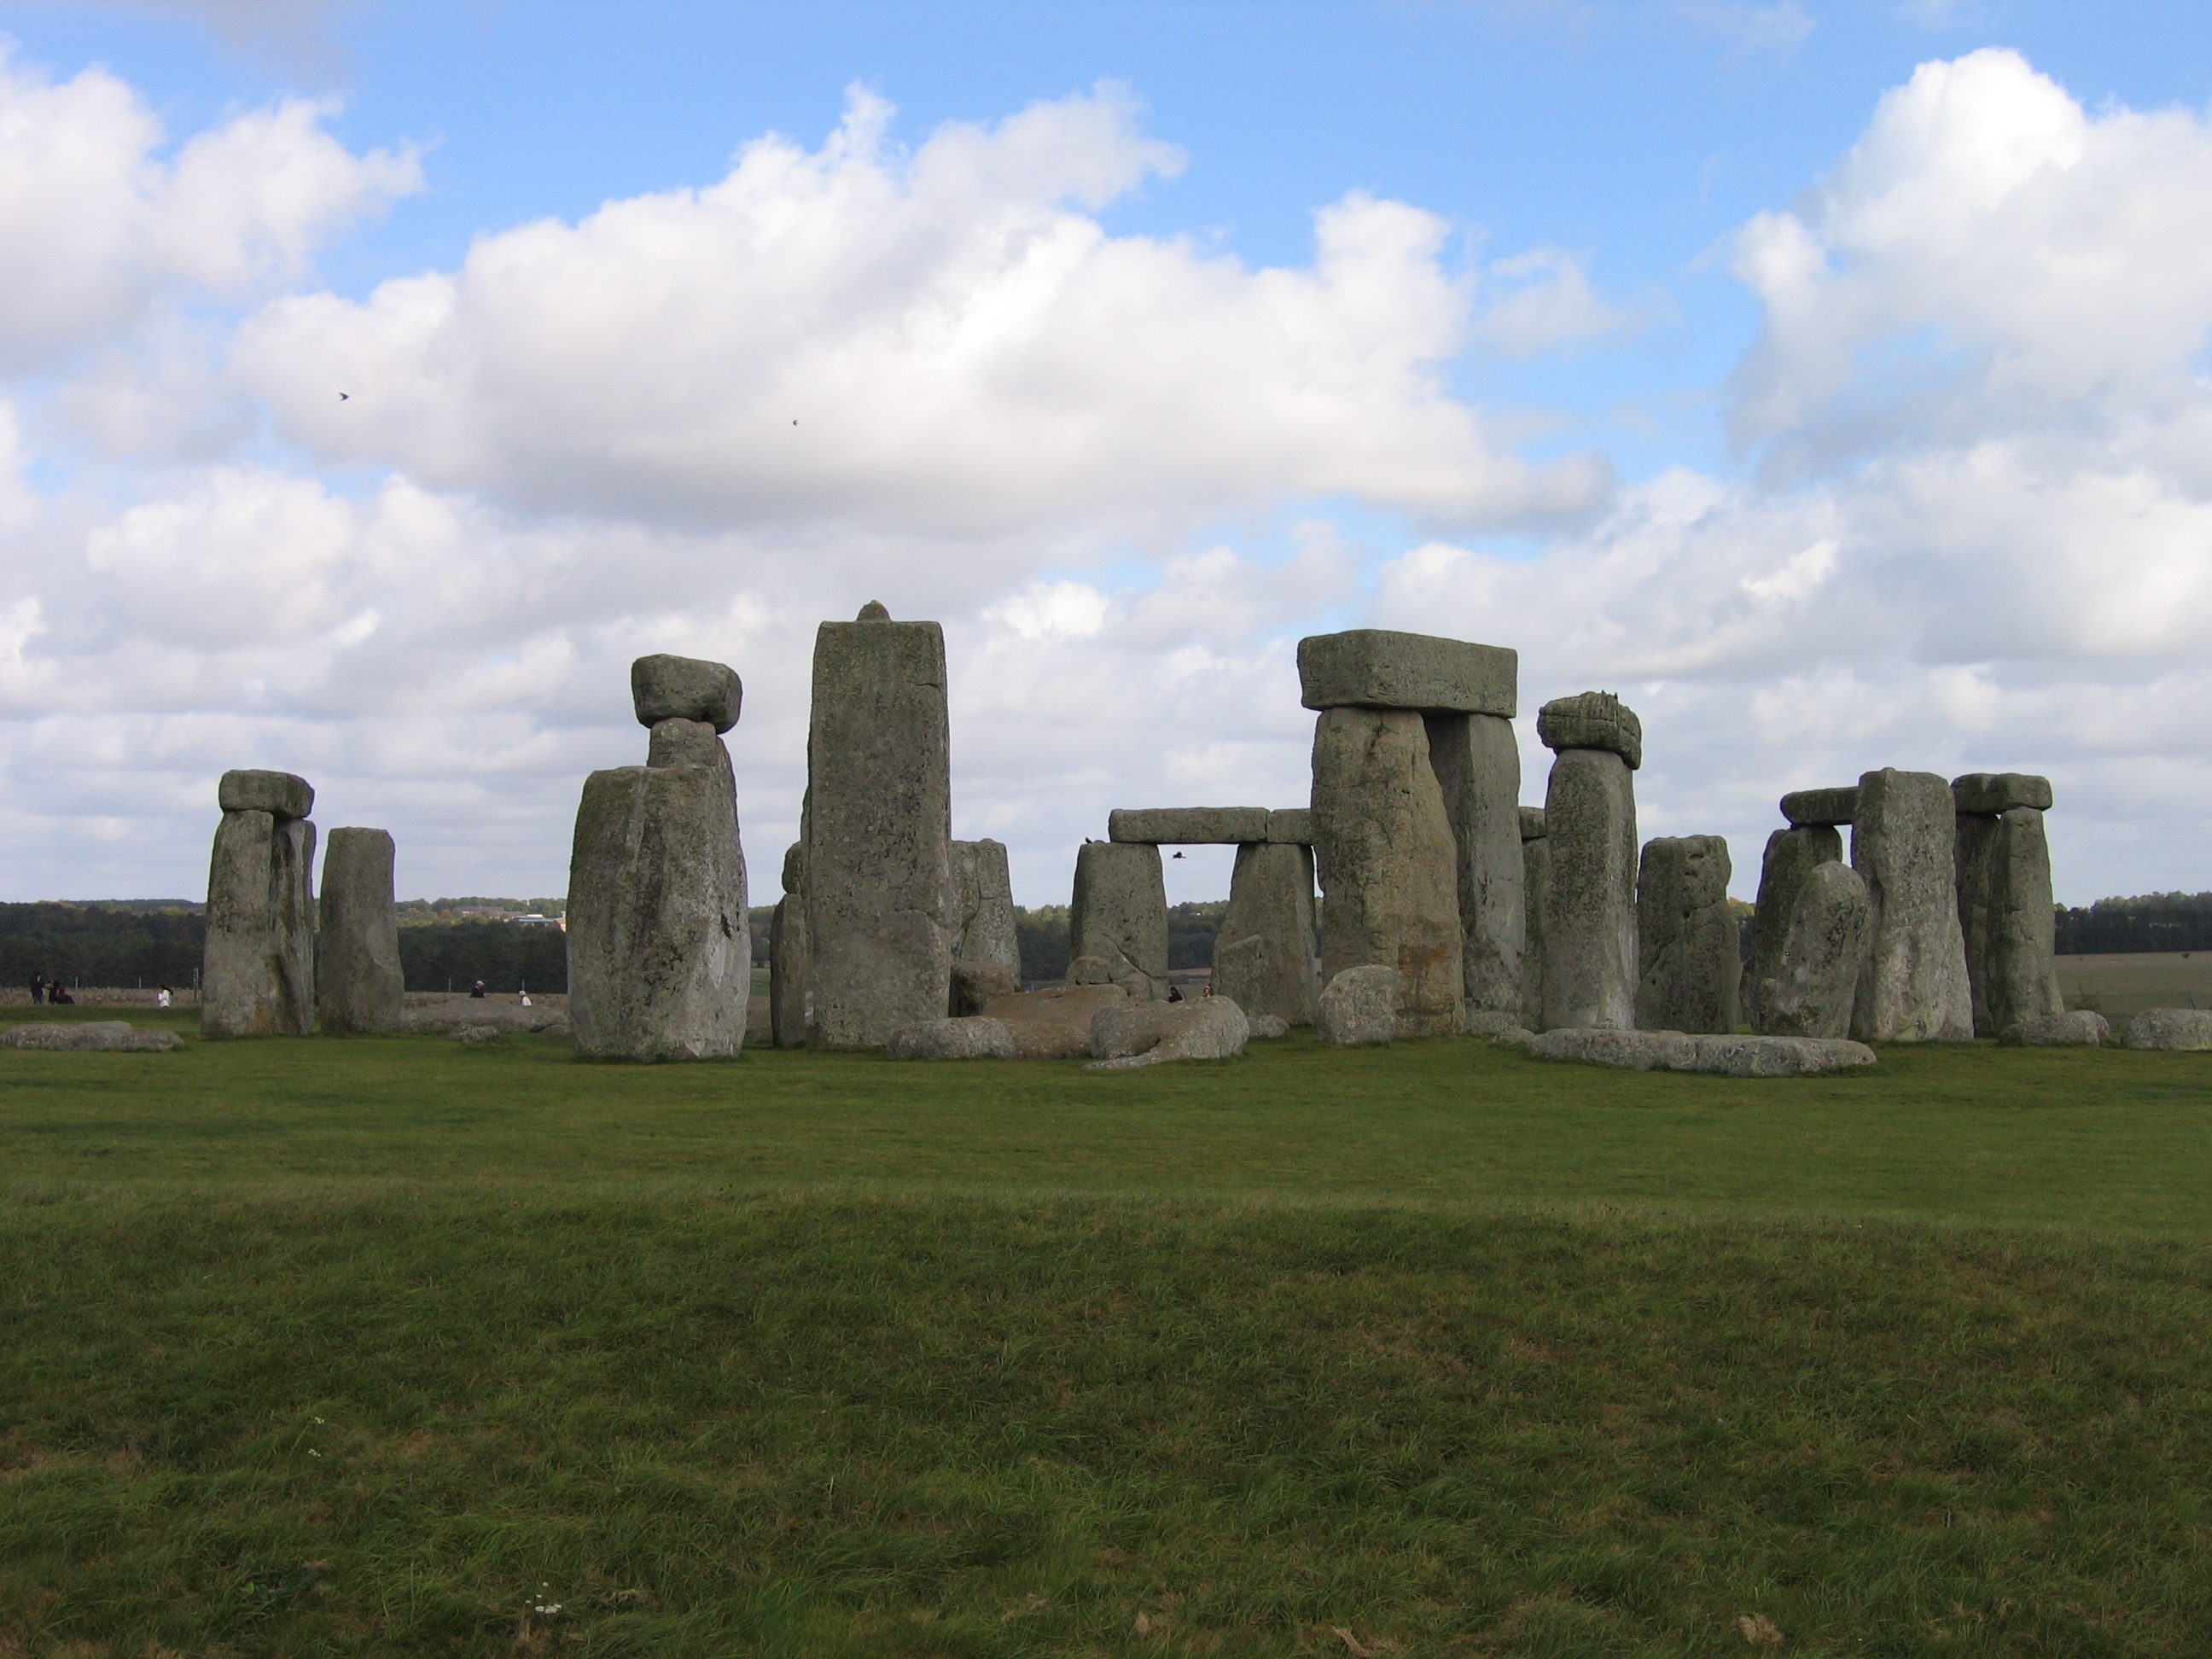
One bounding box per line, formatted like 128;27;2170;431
5;1014;2212;1656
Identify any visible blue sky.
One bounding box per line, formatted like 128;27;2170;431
1;0;2210;906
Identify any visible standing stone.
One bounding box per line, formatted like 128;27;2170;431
1537;695;1639;1031
1310;707;1463;1037
1519;807;1549;1030
1069;841;1169;1002
1635;835;1738;1034
1953;774;2064;1038
803;609;954;1049
950;838;1023;1013
1849;768;1973;1043
1743;823;1845;1033
1761;859;1871;1039
1213;841;1318;1025
1426;711;1524;1032
201;770;317;1039
317;827;403;1034
770;841;810;1049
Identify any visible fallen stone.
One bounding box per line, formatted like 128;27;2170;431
1213;841;1318;1025
1952;772;2053;816
1529;1027;1876;1075
950;839;1024;1014
1540;744;1638;1032
980;983;1129;1060
452;1024;503;1045
1634;835;1738;1034
1267;809;1315;845
1108;806;1271;844
1850;768;1974;1043
2123;1009;2212;1051
1490;1025;1538;1048
399;1000;572;1036
2002;1010;2110;1046
804;617;954;1048
3;1021;182;1052
218;768;314;820
1070;841;1170;1002
1759;859;1871;1040
1296;628;1516;716
317;826;405;1035
1780;787;1860;827
1535;692;1641;770
1427;710;1525;1030
1317;963;1400;1046
1743;824;1845;1033
1312;707;1463;1036
1066;954;1114;986
1956;806;2064;1038
887;1016;1017;1060
1248;1014;1291;1039
631;654;742;732
1085;997;1249;1070
202;807;317;1040
1530;1027;1696;1070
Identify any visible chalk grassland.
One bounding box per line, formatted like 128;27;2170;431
2055;951;2212;1020
5;1015;2212;1656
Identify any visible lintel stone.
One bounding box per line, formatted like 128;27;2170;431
1536;692;1642;770
1297;629;1516;717
1109;806;1271;844
632;654;742;733
1781;786;1860;826
1952;772;2053;815
218;769;313;820
1266;808;1314;846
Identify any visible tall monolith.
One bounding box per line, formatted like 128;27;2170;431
1634;835;1738;1034
1762;859;1871;1039
1426;710;1524;1033
1953;773;2063;1036
1519;806;1549;1030
950;838;1023;1013
1214;841;1319;1024
317;827;403;1033
1743;818;1846;1034
1069;841;1169;1001
803;606;954;1048
1849;767;1973;1043
1538;694;1639;1031
771;841;810;1048
202;769;317;1039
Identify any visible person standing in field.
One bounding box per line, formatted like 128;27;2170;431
156;986;172;1009
28;971;44;1004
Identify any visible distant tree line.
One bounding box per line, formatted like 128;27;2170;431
2053;893;2212;955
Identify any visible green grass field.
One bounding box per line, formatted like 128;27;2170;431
6;1010;2212;1657
2055;952;2212;1022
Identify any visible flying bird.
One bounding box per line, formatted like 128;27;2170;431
339;393;350;401
1172;851;1185;859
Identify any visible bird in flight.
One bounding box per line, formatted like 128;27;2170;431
339;393;350;401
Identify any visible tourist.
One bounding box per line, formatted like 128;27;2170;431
155;986;172;1009
470;980;486;998
28;972;44;1005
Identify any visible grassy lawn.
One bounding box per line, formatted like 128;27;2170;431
5;1011;2212;1656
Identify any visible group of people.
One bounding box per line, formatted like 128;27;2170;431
27;973;74;1005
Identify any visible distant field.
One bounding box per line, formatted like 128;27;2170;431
2055;951;2212;1020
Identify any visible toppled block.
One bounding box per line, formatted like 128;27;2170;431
981;983;1129;1059
1248;1015;1292;1039
1267;809;1314;845
1084;997;1249;1070
1536;692;1641;770
3;1021;182;1052
2002;1010;2110;1046
887;1016;1017;1060
2123;1009;2212;1051
1318;964;1400;1046
399;1000;571;1036
1297;629;1516;716
1529;1027;1876;1076
218;769;314;820
632;654;742;732
1781;787;1860;827
1952;772;2053;815
1531;1027;1695;1070
1108;806;1272;844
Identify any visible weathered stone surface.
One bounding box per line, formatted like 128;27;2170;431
1848;769;1973;1043
1520;834;1551;1029
2002;1010;2110;1046
1212;841;1318;1025
632;654;741;732
950;839;1023;1014
1311;707;1463;1036
887;1016;1017;1060
1743;825;1845;1033
1086;997;1249;1070
1317;963;1400;1045
1952;772;2052;816
646;717;724;771
1519;806;1546;841
1069;841;1169;1002
1297;629;1516;716
979;983;1128;1059
1759;859;1870;1039
1267;809;1314;845
1536;692;1642;770
1248;1014;1291;1039
567;764;749;1061
1109;807;1271;844
218;769;314;820
1956;806;2064;1038
2123;1009;2212;1051
1780;787;1860;827
1635;835;1738;1034
399;999;571;1036
1540;747;1638;1031
805;618;953;1048
1426;711;1525;1028
1529;1027;1875;1075
771;841;809;1048
317;827;404;1034
452;1024;503;1045
1491;1025;1538;1048
3;1021;181;1051
1066;954;1113;985
202;809;317;1039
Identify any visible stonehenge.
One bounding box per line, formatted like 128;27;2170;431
1069;841;1171;1002
202;769;317;1039
1213;841;1318;1025
770;842;810;1048
1759;860;1871;1039
1848;769;1974;1043
1953;773;2064;1037
1634;835;1738;1034
949;839;1023;1014
1518;807;1549;1031
1537;693;1640;1032
567;654;751;1061
317;827;405;1034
